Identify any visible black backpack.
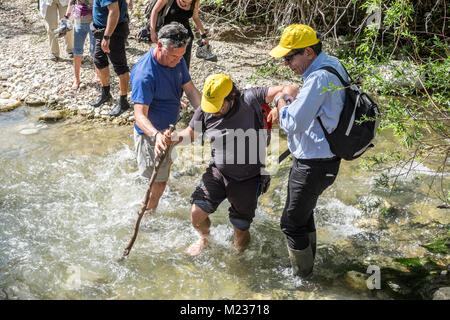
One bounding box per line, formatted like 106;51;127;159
316;66;380;160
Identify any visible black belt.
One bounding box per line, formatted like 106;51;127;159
278;149;340;164
295;156;340;164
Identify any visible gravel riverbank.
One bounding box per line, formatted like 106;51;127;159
0;0;290;125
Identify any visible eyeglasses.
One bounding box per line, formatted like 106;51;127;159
284;49;305;63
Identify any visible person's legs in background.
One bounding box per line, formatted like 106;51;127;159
88;27;101;83
44;2;60;60
57;1;73;57
71;22;89;90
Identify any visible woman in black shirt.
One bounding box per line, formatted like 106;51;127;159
150;0;209;69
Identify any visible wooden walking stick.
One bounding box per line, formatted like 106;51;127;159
121;124;176;259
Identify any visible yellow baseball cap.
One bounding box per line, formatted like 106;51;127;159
201;74;233;113
269;24;320;58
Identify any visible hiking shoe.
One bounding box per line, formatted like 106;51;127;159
109;99;130;117
49;54;59;62
54;18;73;38
91;89;112;108
196;41;218;62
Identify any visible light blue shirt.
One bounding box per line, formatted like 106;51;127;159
279;51;348;159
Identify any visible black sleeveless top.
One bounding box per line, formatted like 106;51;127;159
164;0;194;37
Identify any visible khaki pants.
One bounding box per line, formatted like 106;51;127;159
44;1;73;57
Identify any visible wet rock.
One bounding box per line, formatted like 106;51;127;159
0;98;21;111
0;91;11;99
39;110;65;121
355;218;380;230
432;287;450;300
19;128;39;135
25;94;46;106
344;271;368;292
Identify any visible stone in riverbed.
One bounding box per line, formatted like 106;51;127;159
19;128;40;135
0;98;21;111
0;92;11;99
344;271;369;292
432;287;450;300
25;94;46;106
39;110;65;121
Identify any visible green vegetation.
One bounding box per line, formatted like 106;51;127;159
422;231;450;255
201;1;449;205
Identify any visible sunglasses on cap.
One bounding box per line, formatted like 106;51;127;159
161;32;189;42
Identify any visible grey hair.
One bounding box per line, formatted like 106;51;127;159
157;22;190;49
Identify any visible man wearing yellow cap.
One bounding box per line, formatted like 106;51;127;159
158;74;297;255
268;24;349;278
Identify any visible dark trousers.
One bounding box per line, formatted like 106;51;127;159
280;157;341;250
92;22;130;75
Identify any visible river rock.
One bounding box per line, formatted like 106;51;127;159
432;287;450;300
0;98;21;111
39;110;64;121
344;271;369;292
25;94;46;106
0;91;11;99
19;128;40;135
0;73;11;81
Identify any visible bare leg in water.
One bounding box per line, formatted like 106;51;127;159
187;205;251;255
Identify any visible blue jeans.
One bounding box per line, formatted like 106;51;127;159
73;21;95;57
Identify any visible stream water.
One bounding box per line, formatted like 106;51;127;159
0;105;448;300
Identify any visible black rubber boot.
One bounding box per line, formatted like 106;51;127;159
309;231;317;259
287;244;315;278
109;95;130;117
91;85;112;108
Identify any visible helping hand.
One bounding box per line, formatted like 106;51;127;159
267;108;279;124
154;129;181;159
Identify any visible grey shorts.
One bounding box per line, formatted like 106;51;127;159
134;129;172;182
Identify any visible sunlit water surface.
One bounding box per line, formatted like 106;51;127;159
0;105;446;300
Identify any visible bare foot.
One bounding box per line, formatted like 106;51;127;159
71;80;80;90
139;208;155;217
186;237;209;256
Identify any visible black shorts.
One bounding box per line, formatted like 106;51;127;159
92;22;130;75
190;164;260;231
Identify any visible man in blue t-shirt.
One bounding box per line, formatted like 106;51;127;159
91;0;131;117
131;22;201;215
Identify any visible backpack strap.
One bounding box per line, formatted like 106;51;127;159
318;66;350;87
316;65;349;137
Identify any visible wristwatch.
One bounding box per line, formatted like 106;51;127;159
151;130;159;142
273;94;285;108
103;35;111;40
